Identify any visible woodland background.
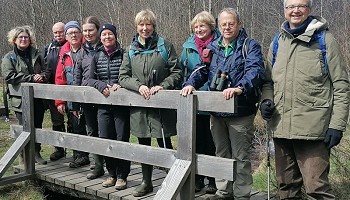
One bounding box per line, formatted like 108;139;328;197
0;0;349;67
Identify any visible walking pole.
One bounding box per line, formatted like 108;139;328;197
152;70;166;149
266;125;271;200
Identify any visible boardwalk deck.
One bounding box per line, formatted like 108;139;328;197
13;157;269;200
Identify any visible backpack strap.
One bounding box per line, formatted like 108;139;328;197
272;32;281;67
242;37;251;62
128;37;168;64
316;31;328;75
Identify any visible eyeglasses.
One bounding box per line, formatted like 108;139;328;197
285;4;309;11
17;36;30;40
66;31;81;36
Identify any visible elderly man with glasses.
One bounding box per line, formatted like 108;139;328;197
260;0;349;199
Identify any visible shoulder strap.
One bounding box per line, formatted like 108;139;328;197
272;32;281;67
128;37;168;63
316;31;328;75
242;37;251;61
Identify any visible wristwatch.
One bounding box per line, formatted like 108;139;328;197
237;85;244;93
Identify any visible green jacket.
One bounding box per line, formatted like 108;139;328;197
262;16;349;140
119;33;182;138
1;46;49;112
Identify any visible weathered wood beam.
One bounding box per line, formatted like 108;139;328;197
154;159;191;200
0;131;30;179
8;83;236;113
0;174;35;186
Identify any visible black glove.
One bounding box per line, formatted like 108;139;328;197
260;99;275;121
324;128;343;148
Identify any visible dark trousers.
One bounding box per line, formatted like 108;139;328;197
138;137;173;149
67;111;88;157
274;138;334;200
82;103;98;137
196;114;216;182
98;105;130;179
16;98;45;150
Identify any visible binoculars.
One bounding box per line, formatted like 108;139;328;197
210;69;228;91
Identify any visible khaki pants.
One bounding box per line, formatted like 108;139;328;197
274;138;334;200
210;114;255;200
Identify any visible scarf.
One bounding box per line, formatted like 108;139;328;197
194;33;215;58
284;16;313;37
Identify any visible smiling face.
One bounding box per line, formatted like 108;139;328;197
218;11;241;44
65;27;82;47
52;23;65;44
15;31;31;50
137;20;154;39
83;23;98;45
193;21;212;41
284;0;311;29
100;29;116;49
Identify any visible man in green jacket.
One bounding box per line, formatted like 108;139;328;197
260;0;349;199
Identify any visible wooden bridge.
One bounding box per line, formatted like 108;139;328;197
0;83;269;199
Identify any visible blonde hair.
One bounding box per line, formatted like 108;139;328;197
7;25;36;46
134;9;157;28
190;11;216;32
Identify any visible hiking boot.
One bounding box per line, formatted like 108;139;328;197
133;164;153;197
115;178;127;190
205;195;234;200
206;177;217;194
102;177;117;187
50;150;65;161
86;169;105;180
69;156;90;168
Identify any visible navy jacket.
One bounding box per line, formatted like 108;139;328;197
184;28;265;117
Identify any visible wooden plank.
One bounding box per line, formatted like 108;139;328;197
154;159;191;200
11;125;177;169
109;169;165;200
9;83;236;113
197;154;235;181
0;131;30;178
176;95;196;199
0;174;35;186
21;85;36;175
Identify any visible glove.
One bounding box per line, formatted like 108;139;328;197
260;99;275;121
324;128;343;149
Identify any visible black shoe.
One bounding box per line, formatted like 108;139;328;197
50;150;65;161
69;156;90;168
195;179;205;192
206;184;217;194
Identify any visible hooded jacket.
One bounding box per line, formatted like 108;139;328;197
261;16;350;139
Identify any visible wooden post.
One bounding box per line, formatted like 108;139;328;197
177;94;197;199
22;85;35;174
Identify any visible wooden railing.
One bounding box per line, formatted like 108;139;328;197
0;83;237;200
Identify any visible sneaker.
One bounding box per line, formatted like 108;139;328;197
50;150;65;161
115;178;127;190
69;156;90;168
102;177;117;187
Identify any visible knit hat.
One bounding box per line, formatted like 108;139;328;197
99;23;117;37
64;21;81;35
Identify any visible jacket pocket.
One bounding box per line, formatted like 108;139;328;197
296;90;330;108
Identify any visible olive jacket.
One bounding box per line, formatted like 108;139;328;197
261;16;349;140
119;33;182;138
1;46;49;112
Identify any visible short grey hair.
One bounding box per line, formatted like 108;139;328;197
218;8;241;23
283;0;313;7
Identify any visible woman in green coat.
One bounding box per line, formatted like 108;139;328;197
119;9;182;197
1;25;50;165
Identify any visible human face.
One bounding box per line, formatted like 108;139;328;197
83;23;98;45
15;32;30;50
100;29;116;49
52;24;65;43
65;28;82;47
218;11;241;44
284;0;311;29
193;22;212;41
137;20;154;39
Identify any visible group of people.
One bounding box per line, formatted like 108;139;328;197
1;0;349;199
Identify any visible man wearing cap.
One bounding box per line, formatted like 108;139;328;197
41;22;67;161
87;23;130;190
55;21;90;168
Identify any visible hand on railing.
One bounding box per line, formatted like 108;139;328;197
180;85;195;97
139;85;151;100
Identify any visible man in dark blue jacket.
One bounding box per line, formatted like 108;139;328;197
41;22;67;161
181;8;264;200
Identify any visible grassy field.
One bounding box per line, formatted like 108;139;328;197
0;88;349;199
